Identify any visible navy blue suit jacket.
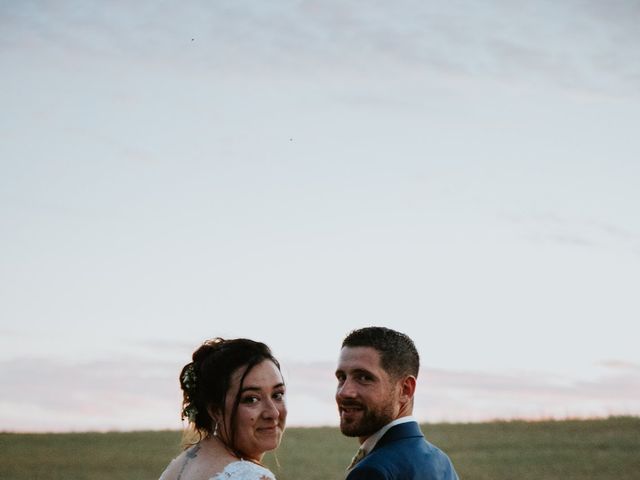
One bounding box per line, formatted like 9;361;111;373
346;422;459;480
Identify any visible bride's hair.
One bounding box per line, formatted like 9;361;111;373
179;337;282;455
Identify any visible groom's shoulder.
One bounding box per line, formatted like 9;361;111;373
366;428;458;478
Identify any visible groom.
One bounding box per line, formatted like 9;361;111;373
335;327;459;480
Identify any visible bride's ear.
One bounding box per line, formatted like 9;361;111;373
207;405;221;424
207;405;224;436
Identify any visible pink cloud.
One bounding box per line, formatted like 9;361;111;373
1;357;638;432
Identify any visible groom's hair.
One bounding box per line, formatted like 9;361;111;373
342;326;419;379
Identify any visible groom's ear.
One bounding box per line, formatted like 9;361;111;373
399;375;417;403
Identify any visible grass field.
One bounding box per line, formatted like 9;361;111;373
1;417;638;479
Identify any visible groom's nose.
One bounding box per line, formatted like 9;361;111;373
337;377;358;399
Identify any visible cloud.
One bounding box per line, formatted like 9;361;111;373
504;212;640;255
132;338;198;355
1;356;638;431
3;1;639;96
600;359;640;370
0;357;182;431
418;363;640;422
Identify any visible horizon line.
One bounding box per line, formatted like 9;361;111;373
3;413;638;435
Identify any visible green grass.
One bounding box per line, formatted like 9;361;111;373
1;417;638;480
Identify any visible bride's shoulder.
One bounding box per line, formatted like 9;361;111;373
210;460;276;480
158;447;192;480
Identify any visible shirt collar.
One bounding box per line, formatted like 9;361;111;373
359;416;417;455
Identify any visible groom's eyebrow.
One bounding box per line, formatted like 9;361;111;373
352;368;376;378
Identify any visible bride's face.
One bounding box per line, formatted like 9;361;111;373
222;360;287;461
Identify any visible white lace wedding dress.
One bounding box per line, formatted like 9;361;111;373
159;457;276;480
211;460;275;480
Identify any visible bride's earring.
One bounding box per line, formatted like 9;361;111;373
213;421;219;436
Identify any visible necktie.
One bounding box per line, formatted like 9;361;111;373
347;447;366;470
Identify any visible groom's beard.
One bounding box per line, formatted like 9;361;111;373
339;398;395;438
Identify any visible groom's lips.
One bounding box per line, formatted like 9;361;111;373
339;403;364;418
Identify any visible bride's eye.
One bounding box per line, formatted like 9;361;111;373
241;395;260;404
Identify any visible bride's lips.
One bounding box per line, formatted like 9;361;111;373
256;425;280;434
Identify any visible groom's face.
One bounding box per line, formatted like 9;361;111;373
335;346;401;442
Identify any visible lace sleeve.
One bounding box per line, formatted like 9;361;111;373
210;460;276;480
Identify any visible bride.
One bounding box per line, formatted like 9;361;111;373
159;338;287;480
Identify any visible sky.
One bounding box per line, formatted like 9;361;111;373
1;0;639;432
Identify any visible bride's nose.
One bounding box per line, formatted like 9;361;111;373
261;398;280;419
